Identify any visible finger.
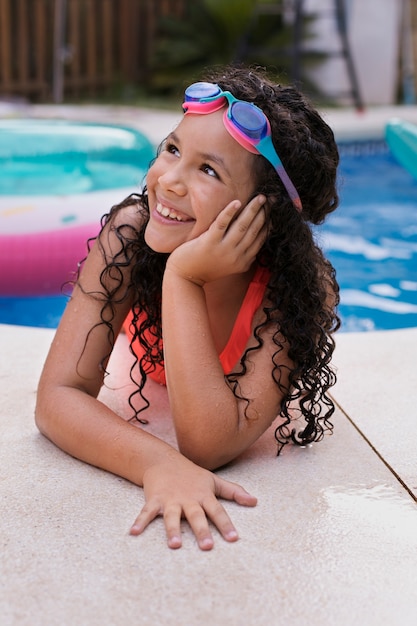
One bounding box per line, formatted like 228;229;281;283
242;205;267;243
202;497;239;543
224;210;266;265
129;501;161;536
163;504;183;549
183;503;215;551
214;476;258;507
240;194;266;220
224;196;266;243
213;200;242;233
243;223;268;259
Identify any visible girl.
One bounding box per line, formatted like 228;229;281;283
35;66;340;551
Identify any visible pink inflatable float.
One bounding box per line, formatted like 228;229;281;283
0;119;154;296
0;189;131;295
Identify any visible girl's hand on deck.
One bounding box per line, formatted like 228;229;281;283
167;194;267;285
129;457;257;550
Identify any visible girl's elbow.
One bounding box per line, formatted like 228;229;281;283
178;444;213;469
34;381;59;438
177;436;235;470
34;394;50;437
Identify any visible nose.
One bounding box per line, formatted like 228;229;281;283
158;162;187;197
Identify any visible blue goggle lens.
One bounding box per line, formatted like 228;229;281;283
184;82;221;102
229;102;268;140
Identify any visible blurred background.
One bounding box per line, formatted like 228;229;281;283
2;0;417;333
0;0;415;109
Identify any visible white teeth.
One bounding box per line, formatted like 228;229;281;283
156;203;185;221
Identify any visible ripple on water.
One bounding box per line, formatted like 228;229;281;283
320;145;417;332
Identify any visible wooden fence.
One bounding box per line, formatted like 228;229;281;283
0;0;185;102
2;0;416;105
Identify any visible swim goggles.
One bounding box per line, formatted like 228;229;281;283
182;82;302;212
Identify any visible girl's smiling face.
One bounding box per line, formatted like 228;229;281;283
144;109;257;253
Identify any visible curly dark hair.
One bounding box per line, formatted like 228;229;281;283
83;65;340;455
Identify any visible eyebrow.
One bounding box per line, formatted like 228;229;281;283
169;131;232;179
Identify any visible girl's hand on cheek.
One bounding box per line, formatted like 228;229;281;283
129;456;257;550
167;194;267;285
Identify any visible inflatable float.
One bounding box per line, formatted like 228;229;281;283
0;119;154;296
385;118;417;181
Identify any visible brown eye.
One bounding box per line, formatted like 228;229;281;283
201;164;219;179
165;142;180;157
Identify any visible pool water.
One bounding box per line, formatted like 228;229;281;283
321;141;417;332
0;294;67;328
0;140;416;332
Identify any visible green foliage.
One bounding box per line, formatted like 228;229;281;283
203;0;258;45
149;0;303;95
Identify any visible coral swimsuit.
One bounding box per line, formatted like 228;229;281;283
123;266;270;386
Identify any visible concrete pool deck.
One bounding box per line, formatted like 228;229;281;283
1;103;417;625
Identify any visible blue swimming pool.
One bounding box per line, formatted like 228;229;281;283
0;139;416;332
321;140;417;332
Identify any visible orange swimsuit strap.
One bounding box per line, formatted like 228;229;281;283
123;265;270;386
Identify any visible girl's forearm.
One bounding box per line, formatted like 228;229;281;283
162;270;241;468
35;385;178;485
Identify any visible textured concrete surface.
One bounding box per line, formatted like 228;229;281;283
1;324;417;626
333;328;417;500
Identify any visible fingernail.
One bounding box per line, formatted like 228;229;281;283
200;537;214;550
226;530;239;541
131;522;143;530
168;536;182;549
